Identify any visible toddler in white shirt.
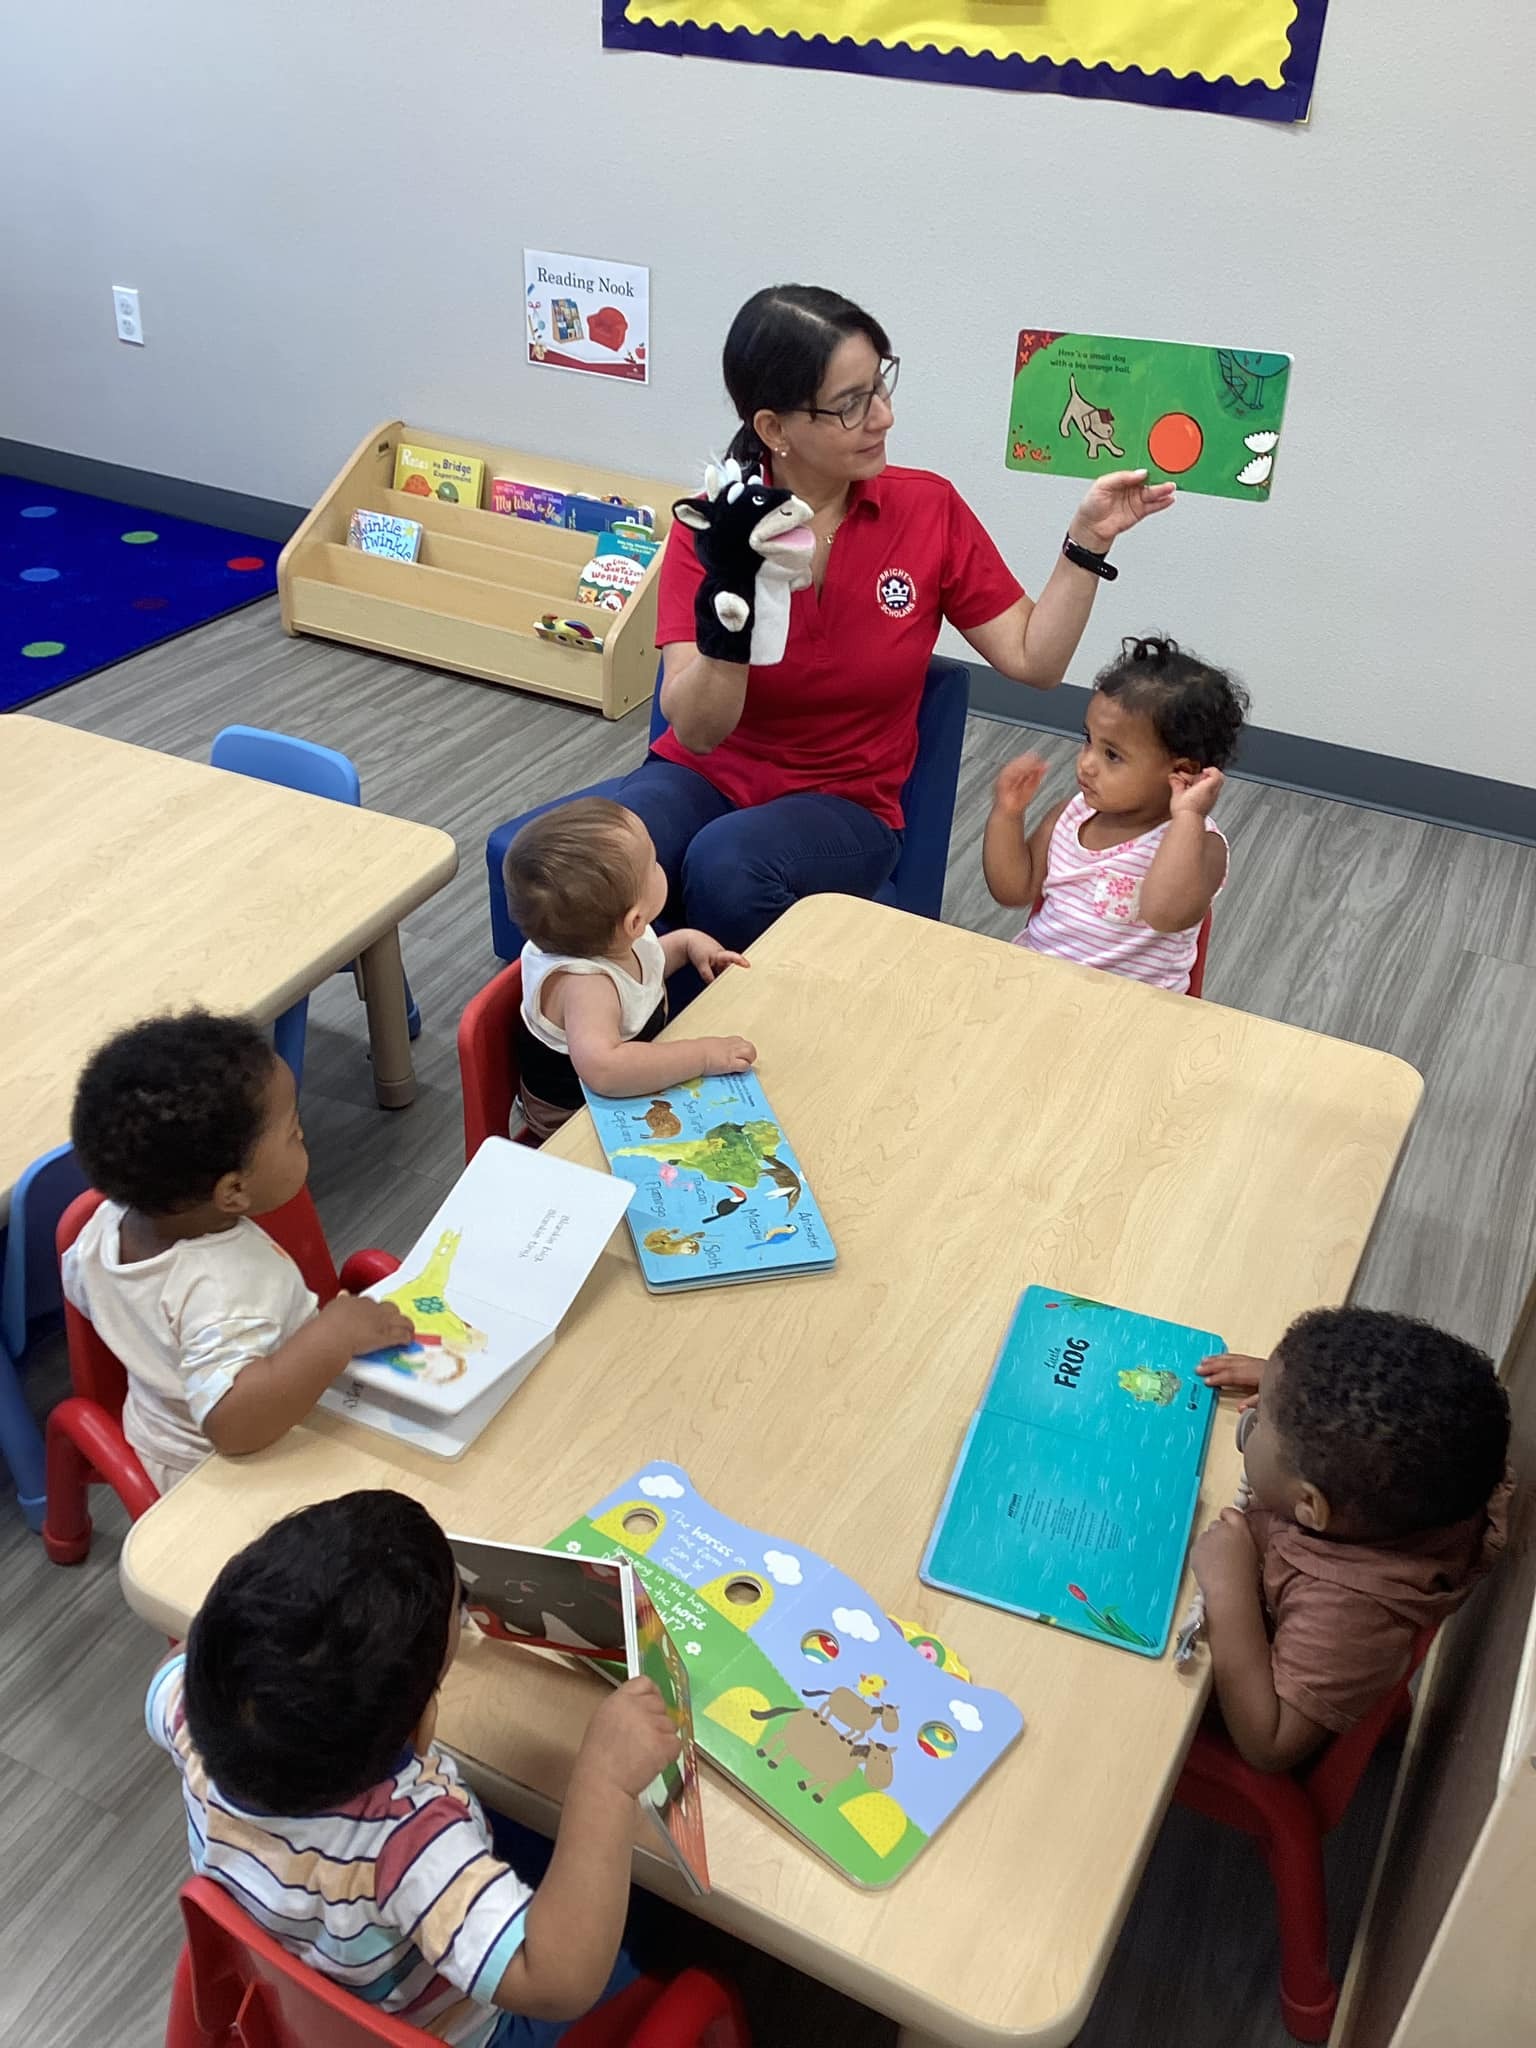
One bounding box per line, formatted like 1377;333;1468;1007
65;1011;410;1492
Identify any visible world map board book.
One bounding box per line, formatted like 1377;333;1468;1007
448;1535;709;1895
1007;330;1292;503
548;1464;1024;1887
317;1137;633;1459
581;1073;836;1292
922;1288;1224;1657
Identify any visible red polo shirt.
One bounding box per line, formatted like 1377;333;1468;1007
653;465;1023;829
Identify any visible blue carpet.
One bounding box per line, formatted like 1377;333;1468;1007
1;475;279;711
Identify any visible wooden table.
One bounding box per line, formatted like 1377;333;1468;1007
120;896;1422;2047
0;715;459;1214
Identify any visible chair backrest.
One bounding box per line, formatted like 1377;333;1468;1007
457;961;524;1163
1305;1621;1437;1833
177;1878;433;2046
1;1142;88;1356
56;1187;344;1415
210;725;362;807
887;658;971;917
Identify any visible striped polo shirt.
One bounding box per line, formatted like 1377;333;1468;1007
1018;793;1227;993
147;1656;532;2046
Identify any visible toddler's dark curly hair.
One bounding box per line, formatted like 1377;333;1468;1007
71;1010;277;1215
1095;635;1249;769
1272;1307;1509;1537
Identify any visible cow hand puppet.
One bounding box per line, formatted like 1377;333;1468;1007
670;460;815;667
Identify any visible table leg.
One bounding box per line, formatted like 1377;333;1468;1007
359;927;415;1109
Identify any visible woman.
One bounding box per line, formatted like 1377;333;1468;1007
610;284;1174;952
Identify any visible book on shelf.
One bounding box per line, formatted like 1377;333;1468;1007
347;508;423;561
392;443;486;508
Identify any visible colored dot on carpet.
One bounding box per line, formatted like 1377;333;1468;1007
132;595;169;611
20;566;60;583
20;504;57;519
121;529;159;545
22;640;66;658
226;555;266;571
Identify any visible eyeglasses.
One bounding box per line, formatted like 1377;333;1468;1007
803;356;900;431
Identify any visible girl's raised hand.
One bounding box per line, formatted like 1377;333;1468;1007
1170;766;1225;817
1071;470;1177;550
993;753;1050;818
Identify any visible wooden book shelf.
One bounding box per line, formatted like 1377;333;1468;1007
277;420;683;719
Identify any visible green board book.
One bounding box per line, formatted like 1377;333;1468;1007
922;1288;1224;1656
1006;330;1291;501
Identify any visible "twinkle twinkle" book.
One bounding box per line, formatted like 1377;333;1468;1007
922;1288;1224;1656
581;1071;835;1292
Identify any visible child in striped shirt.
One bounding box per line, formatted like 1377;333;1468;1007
983;636;1249;994
148;1489;679;2046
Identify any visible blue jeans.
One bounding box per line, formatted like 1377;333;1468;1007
486;1815;642;2047
610;755;902;955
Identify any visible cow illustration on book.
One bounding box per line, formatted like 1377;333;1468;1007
750;1704;897;1801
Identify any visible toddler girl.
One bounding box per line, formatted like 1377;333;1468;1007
503;796;756;1142
65;1011;411;1493
983;635;1248;993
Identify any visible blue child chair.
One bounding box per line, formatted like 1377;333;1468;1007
209;727;422;1088
485;656;971;961
0;1142;89;1531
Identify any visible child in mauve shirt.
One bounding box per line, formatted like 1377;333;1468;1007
1193;1306;1511;1771
983;635;1249;995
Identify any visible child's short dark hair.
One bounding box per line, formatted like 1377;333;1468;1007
185;1491;458;1813
71;1010;276;1215
1095;635;1249;769
503;795;643;956
1274;1307;1510;1537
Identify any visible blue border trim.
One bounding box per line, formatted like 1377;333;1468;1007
602;1;1329;124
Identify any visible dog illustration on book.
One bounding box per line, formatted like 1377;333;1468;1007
1059;373;1125;460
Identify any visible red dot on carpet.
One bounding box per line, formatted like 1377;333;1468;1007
226;555;265;571
133;596;169;611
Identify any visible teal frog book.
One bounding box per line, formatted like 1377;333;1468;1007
581;1071;835;1291
922;1288;1224;1656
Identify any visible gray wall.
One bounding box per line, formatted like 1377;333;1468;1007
5;0;1532;785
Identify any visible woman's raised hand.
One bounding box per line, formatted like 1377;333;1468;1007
1070;471;1177;552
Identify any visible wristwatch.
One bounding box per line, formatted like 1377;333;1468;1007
1062;533;1119;581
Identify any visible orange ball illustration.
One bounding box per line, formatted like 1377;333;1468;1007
1147;413;1203;474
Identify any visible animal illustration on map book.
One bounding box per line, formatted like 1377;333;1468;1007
670;460;815;667
549;1463;1024;1885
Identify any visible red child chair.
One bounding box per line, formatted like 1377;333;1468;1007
458;960;539;1164
167;1877;751;2047
43;1187;399;1565
1173;1622;1436;2041
1028;897;1212;998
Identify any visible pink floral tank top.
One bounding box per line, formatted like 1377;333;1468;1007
1016;793;1226;993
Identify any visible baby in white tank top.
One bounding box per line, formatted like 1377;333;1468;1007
982;635;1248;995
502;796;756;1141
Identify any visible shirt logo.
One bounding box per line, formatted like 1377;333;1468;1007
875;567;918;619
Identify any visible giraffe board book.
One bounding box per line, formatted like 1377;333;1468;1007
580;1072;835;1291
548;1464;1024;1887
1006;331;1291;502
449;1536;709;1895
922;1288;1224;1657
319;1137;633;1450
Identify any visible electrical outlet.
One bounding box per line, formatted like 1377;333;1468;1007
112;285;144;346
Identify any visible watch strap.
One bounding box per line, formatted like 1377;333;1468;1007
1062;533;1119;582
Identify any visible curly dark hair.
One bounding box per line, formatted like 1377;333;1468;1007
504;795;643;956
1272;1307;1509;1536
185;1491;458;1813
70;1010;276;1215
1095;635;1249;769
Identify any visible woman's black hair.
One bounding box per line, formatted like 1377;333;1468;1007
1094;635;1250;770
723;285;892;470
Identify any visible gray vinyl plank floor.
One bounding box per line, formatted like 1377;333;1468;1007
4;596;1533;2048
